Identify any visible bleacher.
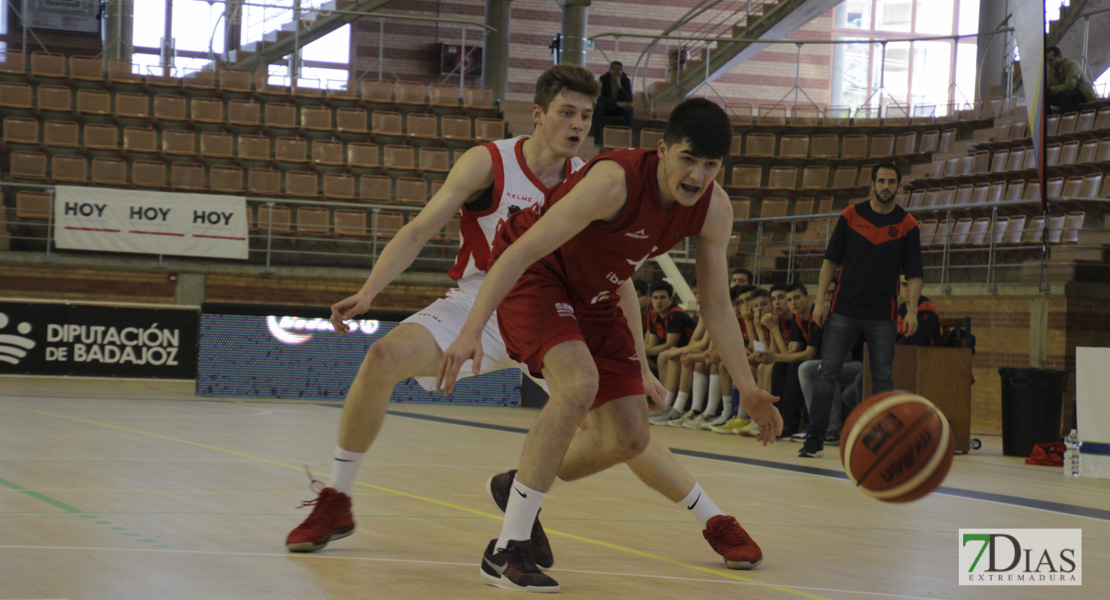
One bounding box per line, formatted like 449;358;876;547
0;50;504;263
598;95;1109;283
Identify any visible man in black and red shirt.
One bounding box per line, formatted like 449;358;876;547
801;162;924;458
896;275;941;346
645;281;696;375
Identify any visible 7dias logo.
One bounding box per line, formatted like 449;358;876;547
959;529;1081;585
0;312;36;366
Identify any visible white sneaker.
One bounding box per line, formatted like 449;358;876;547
738;421;761;438
666;409;698;427
701;412;733;430
648;407;681;426
683;413;713;430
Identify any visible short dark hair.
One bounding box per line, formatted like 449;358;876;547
633;279;649;296
729;285;743;301
735;284;758;299
769;283;789;294
1047;46;1061;57
610;61;623;69
749;288;771;301
663;98;732;159
786;283;809;296
732;268;753;283
871;162;902;183
650;281;674;296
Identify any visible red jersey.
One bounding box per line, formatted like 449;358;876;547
493;149;713;309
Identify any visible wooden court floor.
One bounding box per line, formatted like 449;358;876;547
1;377;1107;599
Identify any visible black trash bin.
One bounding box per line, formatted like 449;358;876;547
998;367;1068;457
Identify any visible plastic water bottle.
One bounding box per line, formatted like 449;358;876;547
1064;429;1082;478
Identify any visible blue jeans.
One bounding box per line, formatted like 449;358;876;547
806;313;897;440
799;359;863;434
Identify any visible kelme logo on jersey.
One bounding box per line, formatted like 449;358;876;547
959;529;1081;586
625;228;650;239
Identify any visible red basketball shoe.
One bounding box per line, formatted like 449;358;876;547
285;483;355;552
702;515;763;569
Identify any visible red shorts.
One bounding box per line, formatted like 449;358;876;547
496;267;644;409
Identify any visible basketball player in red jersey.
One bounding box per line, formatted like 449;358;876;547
439;98;783;592
284;65;599;553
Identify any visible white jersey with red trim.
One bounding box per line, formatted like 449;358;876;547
447;135;583;295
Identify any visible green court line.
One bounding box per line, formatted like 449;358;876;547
32;409;832;600
0;476;83;513
0;475;167;548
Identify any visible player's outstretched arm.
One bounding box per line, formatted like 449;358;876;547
436;161;628;393
695;188;782;444
329;147;495;333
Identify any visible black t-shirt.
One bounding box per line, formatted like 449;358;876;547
825;200;924;320
647;306;696;346
790;312;823;359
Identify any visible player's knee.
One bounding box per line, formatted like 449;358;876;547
357;338;410;383
615;427;650;460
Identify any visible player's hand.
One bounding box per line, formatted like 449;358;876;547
740;302;753;321
759;352;776;365
643;369;667;411
760;312;777;330
740;386;783;446
902;311;919;336
811;301;828;328
436;332;484;395
330;293;372;334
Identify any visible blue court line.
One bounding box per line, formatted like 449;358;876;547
384;409;1110;523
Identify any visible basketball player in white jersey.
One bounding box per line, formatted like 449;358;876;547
286;67;764;585
285;65;599;553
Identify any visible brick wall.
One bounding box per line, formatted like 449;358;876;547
0;265;448;313
0;265;176;304
929;294;1108;437
204;274;446;311
353;0;833;108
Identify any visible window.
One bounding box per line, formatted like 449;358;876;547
831;0;982;116
125;1;350;87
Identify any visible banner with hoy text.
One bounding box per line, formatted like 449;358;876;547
54;186;249;260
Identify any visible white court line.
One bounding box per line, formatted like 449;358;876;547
0;544;942;600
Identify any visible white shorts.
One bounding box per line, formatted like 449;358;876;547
402;287;546;391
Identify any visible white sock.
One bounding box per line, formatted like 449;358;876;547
329;446;365;496
496;479;547;551
704;374;722;415
692;372;708;412
691;384;707;412
673;391;690;412
719;397;733;419
681;482;724;528
664;390;676;408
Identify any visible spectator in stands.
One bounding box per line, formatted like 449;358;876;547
897;275;941;346
731;268;753;288
769;283;794;343
1047;46;1098;115
592;61;634;145
800;161;924;458
765;283;821;439
645;281;697;374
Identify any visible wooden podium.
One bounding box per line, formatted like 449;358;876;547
864;345;973;453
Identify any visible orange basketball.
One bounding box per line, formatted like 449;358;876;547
840;390;954;503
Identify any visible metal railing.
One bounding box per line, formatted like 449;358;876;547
590;28;1016;122
729;196;1110;294
0;181;455;273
